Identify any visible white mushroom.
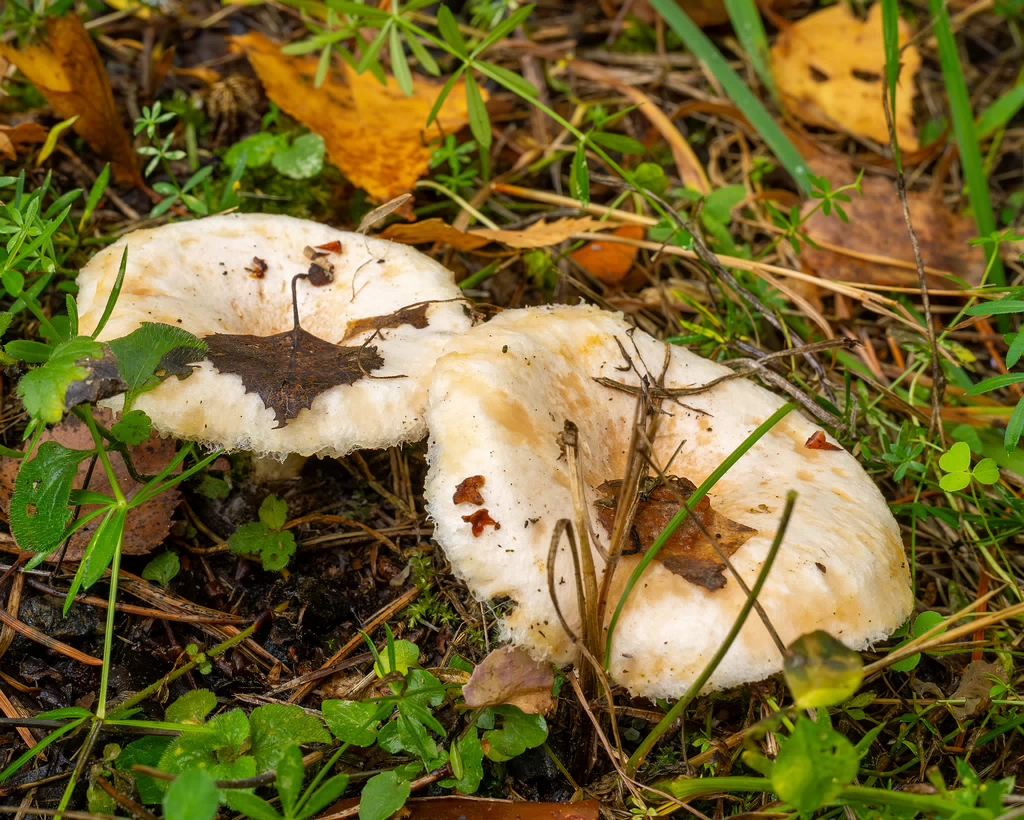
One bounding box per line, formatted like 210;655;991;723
424;304;912;699
76;213;472;458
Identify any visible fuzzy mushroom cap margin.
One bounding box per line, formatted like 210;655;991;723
424;305;912;699
76;213;472;458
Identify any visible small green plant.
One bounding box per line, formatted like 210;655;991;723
938;441;1000;492
888;610;946;673
228;494;297;571
141;551;181;588
136;102;247;218
429;134;480;196
880;422;927;482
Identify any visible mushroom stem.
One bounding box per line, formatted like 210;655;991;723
625;490;797;778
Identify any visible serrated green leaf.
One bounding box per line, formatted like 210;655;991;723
111;409;152;446
142;551;180;588
272;134;325;180
116;736;171;805
323;700;382;747
18;336;104;424
939;441;971;473
225;133;285;170
163;769;219;820
359;771;411;820
210;709;252;753
107;323;207;411
259;495;289;530
228;522;271;556
771;716;859;814
166;690;217;726
10;442;92;555
249;704;330;773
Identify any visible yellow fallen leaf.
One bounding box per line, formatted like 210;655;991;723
0;122;48;161
0;16;142;184
771;4;920;149
380;217;610;250
232;32;484;203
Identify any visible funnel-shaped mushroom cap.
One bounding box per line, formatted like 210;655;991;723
425;305;911;698
76;213;472;458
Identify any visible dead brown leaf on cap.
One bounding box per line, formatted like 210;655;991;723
772;4;920;149
342;304;431;343
0;16;142;184
596;475;756;591
462;646;556;715
231;32;483;204
0;409;179;561
205;327;384;429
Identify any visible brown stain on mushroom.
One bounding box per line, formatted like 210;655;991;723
480;391;546;452
453;475;485;506
462;508;500;537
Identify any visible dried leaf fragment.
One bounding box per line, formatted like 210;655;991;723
204;327;384;428
0;122;48;161
232;33;483;203
771;4;920;148
453;475;486;506
596;475;756;591
948;660;1006;722
463;646;556;715
342;304;430;343
0;16;142;184
379;217;609;251
805;431;842;451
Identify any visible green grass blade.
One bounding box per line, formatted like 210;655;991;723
651;0;811;192
927;0;1003;284
880;0;902;169
723;0;776;103
976;84;1024;140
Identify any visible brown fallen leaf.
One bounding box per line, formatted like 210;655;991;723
463;646;556;716
805;431;842;451
379;216;612;250
772;4;920;149
232;33;483;203
799;174;986;288
596;475;756;591
0;409;179;561
0;16;142;184
570;225;646;285
947;660;1006;722
0;121;48;161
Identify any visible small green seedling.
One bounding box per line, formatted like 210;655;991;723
889;611;946;672
938;441;1000;492
228;495;297;571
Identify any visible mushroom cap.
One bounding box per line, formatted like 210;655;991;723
424;304;912;698
76;213;472;458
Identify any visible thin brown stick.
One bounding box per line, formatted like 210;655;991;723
96;777;159;820
0;607;102;666
883;86;945;439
